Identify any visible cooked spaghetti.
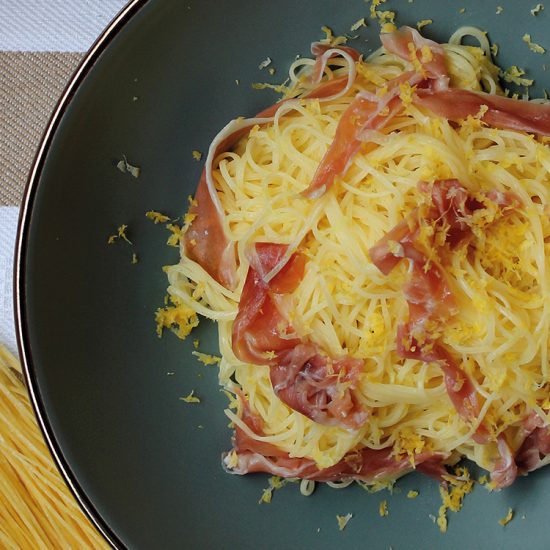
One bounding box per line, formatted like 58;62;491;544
161;26;550;489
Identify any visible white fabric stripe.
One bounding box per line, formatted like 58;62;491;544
0;207;19;354
0;0;127;52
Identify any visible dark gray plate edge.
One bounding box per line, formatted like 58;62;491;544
13;1;150;548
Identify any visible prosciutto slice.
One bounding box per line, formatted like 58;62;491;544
228;392;449;481
380;25;449;89
369;180;519;442
415;88;550;137
232;242;367;429
302;26;449;200
184;75;353;289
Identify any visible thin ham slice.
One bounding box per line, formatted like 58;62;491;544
232;242;367;429
369;180;519;442
184;75;353;289
227;391;450;481
380;26;449;89
415;88;550;137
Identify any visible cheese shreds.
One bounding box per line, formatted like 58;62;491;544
192;150;203;161
379;500;388;517
407;490;419;499
180;390;201;404
336;513;353;531
146;210;170;224
531;3;544;16
523;34;546;54
192;351;221;366
350;17;367;32
499;508;514;526
416;19;433;31
116;155;141;178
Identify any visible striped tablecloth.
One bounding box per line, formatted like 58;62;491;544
0;0;127;355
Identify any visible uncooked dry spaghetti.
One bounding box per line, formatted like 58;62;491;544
160;26;550;490
0;345;108;549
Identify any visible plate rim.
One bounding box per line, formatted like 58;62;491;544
13;1;150;548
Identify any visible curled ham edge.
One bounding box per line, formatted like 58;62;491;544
224;390;452;482
184;47;358;289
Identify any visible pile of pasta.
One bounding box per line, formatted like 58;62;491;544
0;345;107;548
163;26;550;489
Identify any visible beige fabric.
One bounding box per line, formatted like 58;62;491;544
0;52;83;206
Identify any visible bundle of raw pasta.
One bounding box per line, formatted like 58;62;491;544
0;345;107;549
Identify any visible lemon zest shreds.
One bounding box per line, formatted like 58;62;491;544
259;476;288;504
417;19;433;31
407;490;419;498
336;513;353;531
131;253;138;264
108;224;132;245
496;6;504;15
499;508;514;526
193;339;200;349
145;210;170;224
437;467;474;533
165;223;183;247
192;351;221;366
192;150;203;161
523;34;546;54
379;500;388;517
320;25;348;46
500;66;534;87
350;18;367;32
180;390;200;403
252;82;291;95
155;294;199;339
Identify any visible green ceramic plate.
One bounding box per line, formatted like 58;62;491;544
15;1;550;548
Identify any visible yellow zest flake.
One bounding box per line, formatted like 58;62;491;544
320;25;348;46
145;210;170;224
407;490;419;499
394;428;427;465
182;212;197;234
225;450;239;469
155;294;199;339
259;476;288;504
491;43;499;57
381;22;397;34
193;339;200;349
131;253;138;264
336;513;353;530
350;17;367;32
263;350;277;360
416;19;433;31
459;7;466;14
165;223;183;247
192;351;221;366
107;224;132;245
399;82;415;106
369;0;387;19
192;150;203;161
437;466;474;533
523;34;546;54
531;3;544;16
180;390;200;403
187;194;198;208
496;6;504;14
499;508;514;526
379;500;388;517
500;66;534;86
251;82;291;95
